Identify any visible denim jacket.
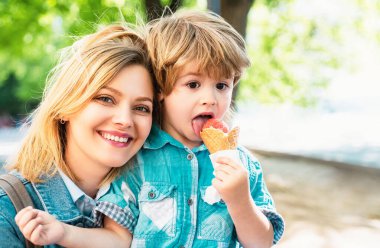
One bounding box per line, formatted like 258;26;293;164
97;125;284;248
0;171;98;248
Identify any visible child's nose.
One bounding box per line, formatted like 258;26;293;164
200;90;217;106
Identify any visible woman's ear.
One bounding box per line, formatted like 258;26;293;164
158;92;164;102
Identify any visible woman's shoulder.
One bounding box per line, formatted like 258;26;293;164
0;174;23;228
0;172;36;247
0;172;34;211
0;171;30;197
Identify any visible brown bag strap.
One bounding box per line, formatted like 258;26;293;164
0;174;42;248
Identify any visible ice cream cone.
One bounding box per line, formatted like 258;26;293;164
200;126;239;154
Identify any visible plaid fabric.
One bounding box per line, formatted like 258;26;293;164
94;201;136;231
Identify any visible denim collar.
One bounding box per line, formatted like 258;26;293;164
33;173;83;221
143;124;183;149
143;124;208;153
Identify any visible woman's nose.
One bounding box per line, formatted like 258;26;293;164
113;107;133;128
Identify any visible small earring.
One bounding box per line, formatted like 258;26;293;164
60;119;66;125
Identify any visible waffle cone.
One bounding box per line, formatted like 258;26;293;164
200;126;239;154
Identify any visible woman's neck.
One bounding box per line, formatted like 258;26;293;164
76;177;103;199
64;158;110;199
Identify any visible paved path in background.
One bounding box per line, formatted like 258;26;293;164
257;153;380;248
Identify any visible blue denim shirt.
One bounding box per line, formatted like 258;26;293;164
0;171;98;248
97;124;284;247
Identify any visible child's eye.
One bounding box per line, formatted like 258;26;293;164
187;81;200;89
95;96;115;104
216;82;229;90
135;105;151;113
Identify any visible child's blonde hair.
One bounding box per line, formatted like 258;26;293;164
146;10;251;96
7;24;154;184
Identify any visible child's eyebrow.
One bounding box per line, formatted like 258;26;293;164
178;72;201;79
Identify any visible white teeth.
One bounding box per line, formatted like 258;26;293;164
101;133;129;143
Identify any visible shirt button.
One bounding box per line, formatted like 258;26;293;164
187;153;194;160
187;198;193;206
148;191;156;199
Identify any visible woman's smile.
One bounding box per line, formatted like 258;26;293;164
99;131;132;147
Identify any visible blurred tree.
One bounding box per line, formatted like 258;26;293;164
239;0;347;106
144;0;182;20
208;0;256;103
0;74;28;118
0;0;148;117
0;0;199;118
208;0;256;47
2;0;373;118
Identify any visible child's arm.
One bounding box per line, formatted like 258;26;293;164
212;157;274;248
15;206;132;248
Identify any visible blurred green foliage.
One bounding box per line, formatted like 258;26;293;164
0;0;148;117
0;74;25;116
0;0;200;119
238;0;380;106
0;0;378;118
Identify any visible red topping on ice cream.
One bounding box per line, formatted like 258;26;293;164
202;118;229;133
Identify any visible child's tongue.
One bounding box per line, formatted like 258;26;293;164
192;116;209;137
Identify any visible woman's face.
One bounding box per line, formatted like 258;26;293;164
65;65;154;177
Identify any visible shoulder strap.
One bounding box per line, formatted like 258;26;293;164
0;174;34;211
0;174;42;248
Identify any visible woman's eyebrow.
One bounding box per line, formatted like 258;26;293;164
135;97;153;103
101;87;153;103
101;86;122;96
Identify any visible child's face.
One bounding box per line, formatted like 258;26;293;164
65;65;154;175
161;62;233;149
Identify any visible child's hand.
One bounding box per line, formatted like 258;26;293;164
15;206;65;245
212;156;250;206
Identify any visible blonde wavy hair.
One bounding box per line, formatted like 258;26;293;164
7;24;154;184
146;10;251;96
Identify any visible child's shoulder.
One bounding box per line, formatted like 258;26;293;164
237;145;260;163
236;145;264;172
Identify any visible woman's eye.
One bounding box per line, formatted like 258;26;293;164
135;106;151;113
96;96;114;104
216;82;229;90
187;81;200;89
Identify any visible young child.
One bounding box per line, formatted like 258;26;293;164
16;10;284;248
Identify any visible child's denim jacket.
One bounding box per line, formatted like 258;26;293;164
97;124;284;247
0;171;98;247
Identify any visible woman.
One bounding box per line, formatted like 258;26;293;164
0;23;157;247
